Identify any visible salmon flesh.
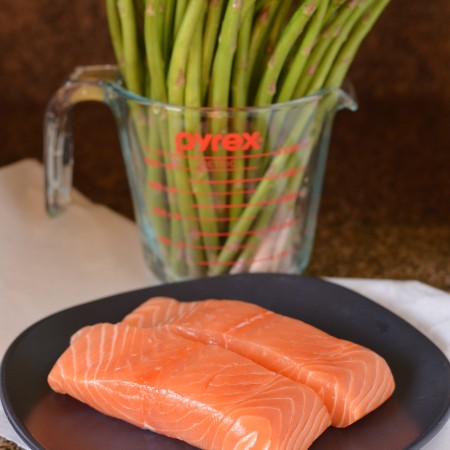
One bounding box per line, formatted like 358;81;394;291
123;298;396;427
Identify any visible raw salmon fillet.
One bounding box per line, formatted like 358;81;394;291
48;323;330;450
123;297;395;427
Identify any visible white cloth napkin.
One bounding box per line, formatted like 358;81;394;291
0;159;449;449
0;159;157;448
0;160;157;356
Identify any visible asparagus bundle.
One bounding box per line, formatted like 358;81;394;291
106;0;390;279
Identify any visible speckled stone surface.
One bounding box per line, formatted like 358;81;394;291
1;0;449;290
0;436;23;450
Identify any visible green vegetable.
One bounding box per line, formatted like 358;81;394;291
106;0;391;278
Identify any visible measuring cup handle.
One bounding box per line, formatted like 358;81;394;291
44;65;120;216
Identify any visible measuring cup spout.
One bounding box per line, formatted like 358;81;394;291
336;80;358;112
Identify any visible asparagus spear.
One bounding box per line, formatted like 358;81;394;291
326;0;392;88
208;0;254;203
116;0;143;95
306;0;371;95
185;12;221;266
106;0;125;75
293;0;361;98
209;0;246;108
162;0;176;64
144;0;167;102
230;1;256;221
174;0;188;36
247;1;285;103
144;0;188;273
324;0;348;23
201;0;226;102
249;0;317;179
277;0;330;103
167;0;208;276
254;0;319;107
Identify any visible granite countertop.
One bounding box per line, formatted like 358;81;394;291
1;0;449;290
0;436;21;450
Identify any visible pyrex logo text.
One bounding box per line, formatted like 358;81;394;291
176;132;263;155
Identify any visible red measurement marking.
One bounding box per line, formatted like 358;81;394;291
148;181;258;197
145;157;176;170
196;249;295;267
145;157;257;174
158;236;254;252
189;168;303;185
204;164;258;173
152;207;255;223
196;219;300;238
193;193;298;210
153;143;305;161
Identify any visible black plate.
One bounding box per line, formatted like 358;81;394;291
2;274;450;450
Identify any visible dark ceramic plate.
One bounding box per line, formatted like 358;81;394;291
2;274;450;450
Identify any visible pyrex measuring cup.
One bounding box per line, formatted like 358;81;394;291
44;65;356;281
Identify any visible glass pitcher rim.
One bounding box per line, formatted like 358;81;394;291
70;64;357;113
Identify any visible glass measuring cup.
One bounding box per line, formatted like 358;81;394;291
44;65;357;281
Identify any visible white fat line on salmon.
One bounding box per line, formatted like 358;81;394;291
158;388;225;419
226;310;273;333
231;431;263;450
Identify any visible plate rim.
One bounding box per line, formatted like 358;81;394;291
1;273;450;450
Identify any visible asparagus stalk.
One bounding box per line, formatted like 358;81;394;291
249;0;317;179
132;0;145;33
174;0;188;36
324;0;348;23
232;2;255;109
247;1;285;103
201;0;226;102
209;0;248;108
184;12;221;266
208;0;254;203
117;0;143;95
107;1;171;267
254;0;319;106
265;0;293;57
162;0;176;63
144;99;170;261
230;1;256;221
306;0;371;95
144;0;188;272
116;0;151;189
277;0;330;103
263;0;330;180
144;0;167;102
167;0;208;276
106;0;125;74
293;0;361;98
326;0;392;88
